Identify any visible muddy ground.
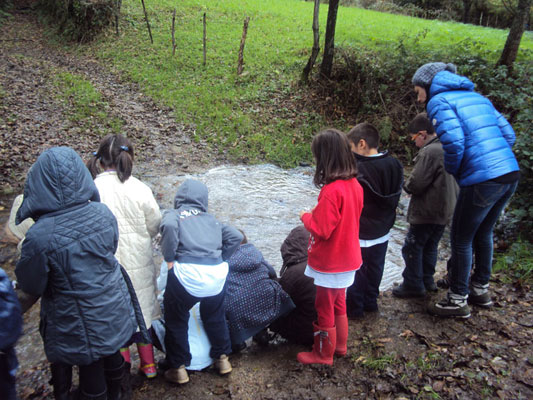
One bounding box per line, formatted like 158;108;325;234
1;10;532;400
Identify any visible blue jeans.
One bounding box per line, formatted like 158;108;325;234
164;271;231;368
401;224;446;292
449;180;517;296
346;241;388;317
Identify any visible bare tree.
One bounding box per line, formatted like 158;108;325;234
497;0;531;68
320;0;340;78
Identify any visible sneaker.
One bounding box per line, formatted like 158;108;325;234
392;283;426;299
164;365;189;384
215;354;232;375
427;292;471;318
468;283;493;308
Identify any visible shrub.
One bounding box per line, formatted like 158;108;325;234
39;0;116;42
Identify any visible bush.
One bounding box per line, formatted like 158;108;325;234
39;0;116;42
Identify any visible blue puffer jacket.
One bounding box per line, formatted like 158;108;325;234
0;268;22;384
426;71;519;187
15;147;138;366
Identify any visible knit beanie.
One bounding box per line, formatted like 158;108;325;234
412;62;457;89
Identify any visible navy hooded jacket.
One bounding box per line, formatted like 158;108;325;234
15;147;138;365
427;71;519;187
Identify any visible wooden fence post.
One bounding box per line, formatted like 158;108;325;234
237;16;250;75
203;12;207;66
141;0;153;44
171;8;177;56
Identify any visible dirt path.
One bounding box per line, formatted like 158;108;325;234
1;11;532;400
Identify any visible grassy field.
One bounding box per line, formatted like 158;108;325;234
83;0;533;166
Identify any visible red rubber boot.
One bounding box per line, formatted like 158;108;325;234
297;322;336;365
137;343;157;378
334;314;348;356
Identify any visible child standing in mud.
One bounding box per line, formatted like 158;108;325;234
88;134;162;380
298;129;364;366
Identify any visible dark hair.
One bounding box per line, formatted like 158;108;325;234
408;112;434;135
311;128;357;188
346;122;380;149
87;134;134;183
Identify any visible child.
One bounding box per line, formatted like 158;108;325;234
15;147;146;400
393;113;458;298
87;134;162;379
160;179;242;384
0;267;22;400
345;123;403;319
224;230;294;352
297;129;363;366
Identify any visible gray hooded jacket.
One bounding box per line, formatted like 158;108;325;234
160;179;242;265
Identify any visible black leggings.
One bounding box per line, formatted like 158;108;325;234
51;351;123;398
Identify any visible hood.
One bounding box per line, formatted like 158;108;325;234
429;71;475;99
174;179;208;212
16;147;100;223
280;225;309;275
229;244;264;273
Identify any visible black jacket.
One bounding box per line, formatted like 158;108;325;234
354;152;403;240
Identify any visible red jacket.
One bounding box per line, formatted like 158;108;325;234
301;178;363;273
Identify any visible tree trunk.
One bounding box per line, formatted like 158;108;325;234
301;0;320;82
497;0;531;68
320;0;340;78
462;0;472;24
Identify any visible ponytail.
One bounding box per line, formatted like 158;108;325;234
90;134;134;183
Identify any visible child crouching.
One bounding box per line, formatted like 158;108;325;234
160;179;242;384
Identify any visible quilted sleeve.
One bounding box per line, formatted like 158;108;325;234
142;189;162;238
494;109;516;148
15;234;49;297
0;268;22;350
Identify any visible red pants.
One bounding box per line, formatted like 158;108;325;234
315;286;346;328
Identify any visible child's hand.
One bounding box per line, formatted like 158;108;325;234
299;210;307;219
167;262;174;270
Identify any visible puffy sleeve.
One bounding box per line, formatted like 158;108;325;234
0;268;22;349
428;98;464;177
15;234;49;297
301;190;340;241
494;109;515;148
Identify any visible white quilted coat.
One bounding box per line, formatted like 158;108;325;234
95;171;162;329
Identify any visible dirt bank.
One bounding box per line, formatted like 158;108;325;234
1;10;532;400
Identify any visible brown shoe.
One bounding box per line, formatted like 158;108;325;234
164;365;189;384
215;354;232;375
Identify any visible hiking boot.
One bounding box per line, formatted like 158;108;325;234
392;283;426;299
215;355;232;375
468;282;493;308
427;292;471;318
164;365;189;384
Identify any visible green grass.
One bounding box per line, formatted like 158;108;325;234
52;71;124;134
83;0;533;166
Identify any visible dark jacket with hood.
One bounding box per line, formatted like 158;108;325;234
160;179;243;265
225;243;294;345
269;226;316;346
15;147;139;366
354;152;403;240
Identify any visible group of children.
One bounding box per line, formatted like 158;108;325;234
3;59;519;396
